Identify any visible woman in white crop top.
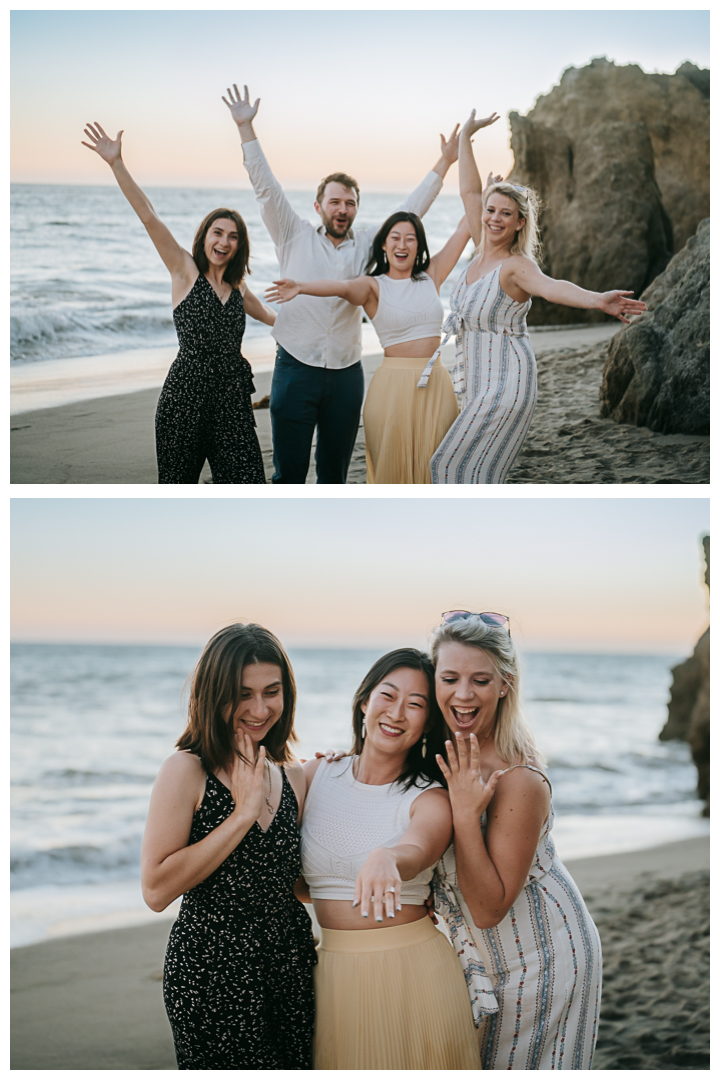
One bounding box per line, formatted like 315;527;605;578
299;648;480;1069
266;130;503;485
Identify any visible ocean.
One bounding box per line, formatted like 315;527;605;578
11;183;470;410
11;643;707;948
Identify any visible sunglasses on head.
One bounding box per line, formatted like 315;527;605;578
441;610;510;633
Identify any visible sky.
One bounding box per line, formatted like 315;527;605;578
10;497;710;654
10;9;710;190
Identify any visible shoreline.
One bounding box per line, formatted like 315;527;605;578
10;812;709;950
10;836;709;1070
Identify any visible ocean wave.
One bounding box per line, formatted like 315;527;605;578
10;307;176;363
10;837;142;890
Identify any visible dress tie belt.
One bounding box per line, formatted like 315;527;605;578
417;311;461;389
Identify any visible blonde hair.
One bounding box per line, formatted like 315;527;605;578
428;616;545;768
479;182;543;266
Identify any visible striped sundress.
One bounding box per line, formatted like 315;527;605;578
430;263;536;484
433;769;602;1070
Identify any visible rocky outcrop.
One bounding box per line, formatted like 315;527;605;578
599;218;709;435
659;536;709;813
509;58;709;325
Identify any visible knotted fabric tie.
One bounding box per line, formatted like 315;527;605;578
416;310;462;389
432;872;499;1025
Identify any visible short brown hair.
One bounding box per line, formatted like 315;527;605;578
316;172;360;205
176;623;297;772
192;208;251;289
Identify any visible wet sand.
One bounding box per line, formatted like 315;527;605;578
10;836;709;1070
13;323;707;486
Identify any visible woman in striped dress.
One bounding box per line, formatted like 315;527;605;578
430;611;602;1069
430;111;647;484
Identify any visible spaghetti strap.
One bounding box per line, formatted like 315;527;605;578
503;762;553;794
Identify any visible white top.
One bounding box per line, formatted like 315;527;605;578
372;274;445;350
301;757;442;904
242;139;443;368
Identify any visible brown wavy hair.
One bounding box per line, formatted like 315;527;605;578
176;623;297;772
349;648;445;790
191;208;251;289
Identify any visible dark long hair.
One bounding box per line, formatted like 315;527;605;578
365;212;430;280
192;208;251;289
176;623;297;772
349;648;445;790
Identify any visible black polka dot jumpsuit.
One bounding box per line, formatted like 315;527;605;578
163;766;317;1069
155;274;266;484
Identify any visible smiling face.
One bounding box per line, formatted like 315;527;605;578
314;182;358;240
361;666;430;756
382;221;418;276
203;217;240;269
435;642;509;740
483;192;525;249
223;662;284;746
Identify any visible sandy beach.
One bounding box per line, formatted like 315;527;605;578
10;835;709;1070
11;323;708;485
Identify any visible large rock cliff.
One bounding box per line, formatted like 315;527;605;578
509;58;709;326
598;218;709;435
659;535;709;813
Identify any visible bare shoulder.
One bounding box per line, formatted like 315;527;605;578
411;785;451;814
284;759;307;799
493;764;551;808
158;749;204;780
302;755;324;789
153;750;206;807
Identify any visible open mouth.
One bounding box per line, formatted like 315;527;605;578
241;718;270;732
450;706;479;728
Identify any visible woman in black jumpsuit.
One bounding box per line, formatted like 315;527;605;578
82;122;272;484
141;624;316;1069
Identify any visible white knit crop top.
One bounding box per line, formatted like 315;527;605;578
371;274;444;350
301;757;442;905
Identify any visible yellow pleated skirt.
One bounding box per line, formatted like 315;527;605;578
313;916;480;1070
363;356;459;485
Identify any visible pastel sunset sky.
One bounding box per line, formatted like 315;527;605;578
11;9;709;190
11;497;710;654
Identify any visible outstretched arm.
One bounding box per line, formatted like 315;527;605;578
353;788;452;922
459;110;500;246
427;215;472;288
81;123;193;283
241;284;276;326
507;258;648;323
223;84;303;249
266;275;377;309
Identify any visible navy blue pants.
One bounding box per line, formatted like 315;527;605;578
269;346;364;484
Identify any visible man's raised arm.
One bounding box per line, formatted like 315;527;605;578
394;124;461;221
223;83;303;249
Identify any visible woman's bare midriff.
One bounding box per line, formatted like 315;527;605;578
384;336;441;359
314;897;429;931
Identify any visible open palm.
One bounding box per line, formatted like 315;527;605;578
81;122;123;165
462;109;500;139
222;83;260;126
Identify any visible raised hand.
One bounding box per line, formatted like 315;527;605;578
81;122;123;166
440;123;461;166
462;109;500;140
597;290;648;324
228;731;267;823
436;733;505;820
266;278;300;304
486;171;504;187
222;83;260;127
353;847;402;922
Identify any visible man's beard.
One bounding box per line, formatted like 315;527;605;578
321;213;352;240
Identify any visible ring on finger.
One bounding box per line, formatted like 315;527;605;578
385;887;395;894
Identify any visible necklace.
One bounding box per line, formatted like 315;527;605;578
264;759;274;816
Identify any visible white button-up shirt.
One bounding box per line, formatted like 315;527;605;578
243;138;443;368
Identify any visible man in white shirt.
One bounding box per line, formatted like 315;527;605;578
225;84;459;484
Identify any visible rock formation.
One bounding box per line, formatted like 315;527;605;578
659;535;709;813
599;218;709;435
508;58;709;325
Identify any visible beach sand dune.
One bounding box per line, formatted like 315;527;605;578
10;837;709;1070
